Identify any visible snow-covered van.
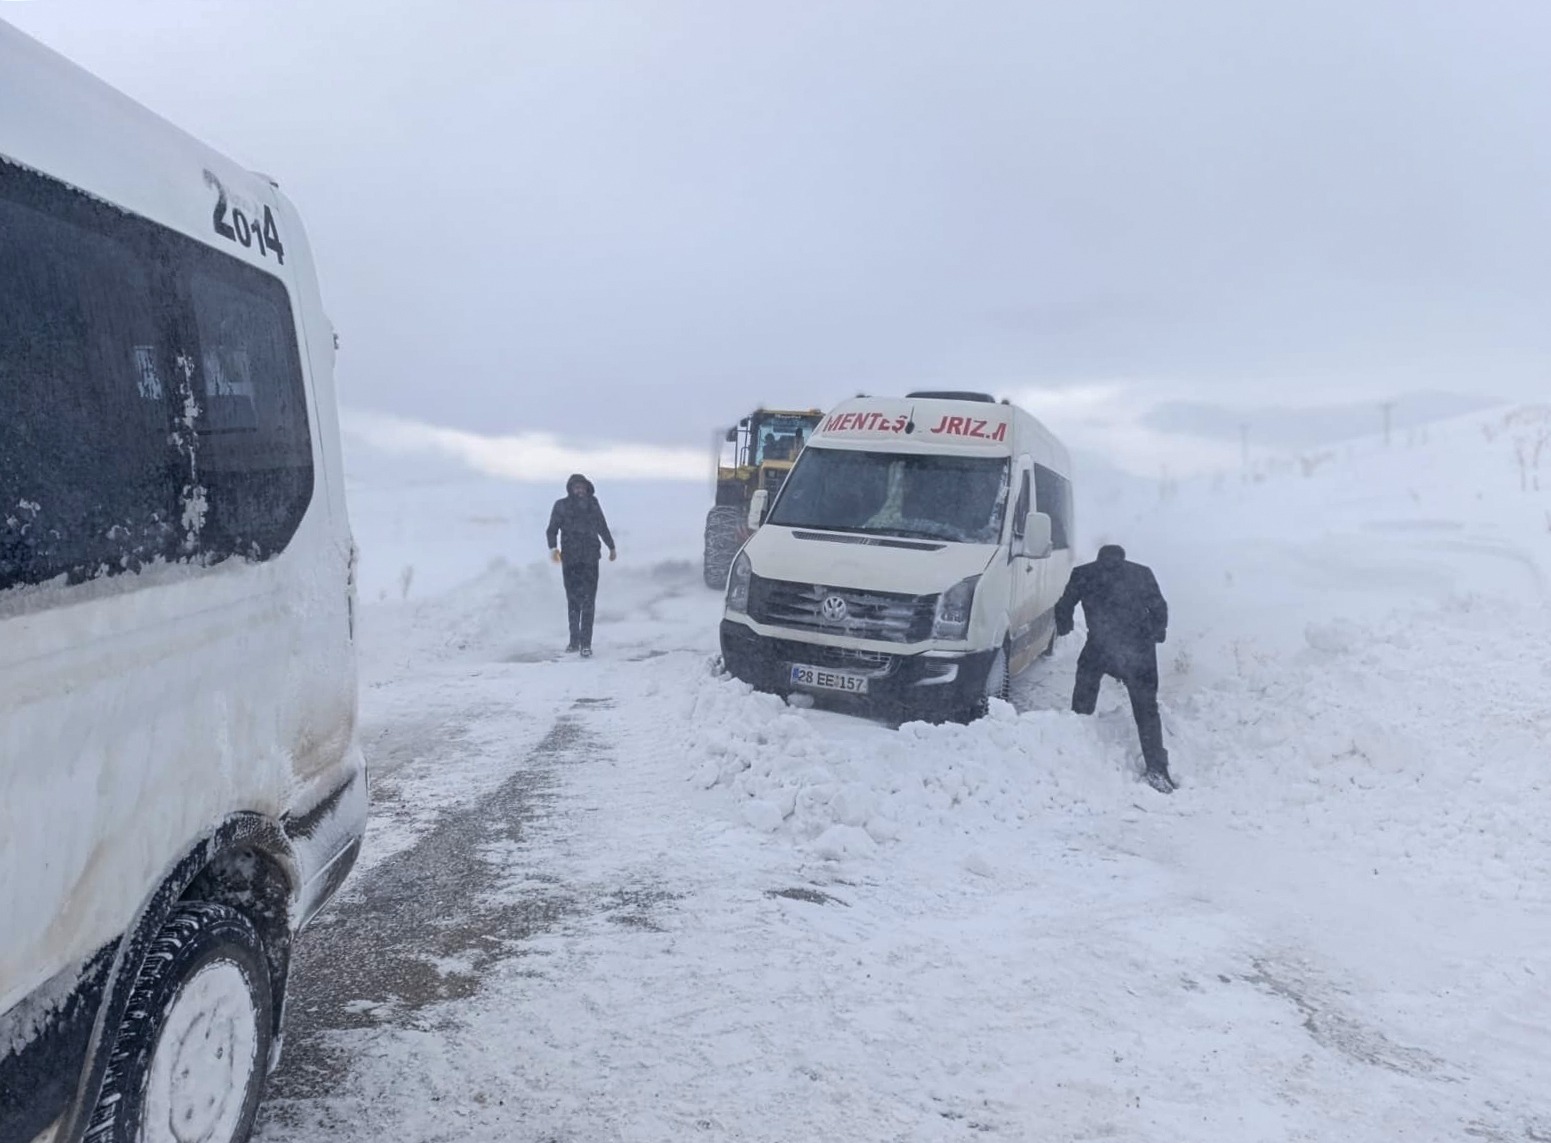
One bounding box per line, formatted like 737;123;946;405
1;22;366;1143
721;391;1075;722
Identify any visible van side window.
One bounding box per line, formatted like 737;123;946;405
0;189;185;591
1034;463;1073;550
0;161;314;600
1012;470;1031;539
187;264;314;562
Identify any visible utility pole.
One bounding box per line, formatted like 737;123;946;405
1380;400;1396;447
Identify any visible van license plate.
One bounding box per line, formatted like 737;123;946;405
790;664;869;694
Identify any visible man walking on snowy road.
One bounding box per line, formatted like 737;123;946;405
546;473;616;657
1054;544;1175;793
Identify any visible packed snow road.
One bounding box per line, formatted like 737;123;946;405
254;413;1550;1142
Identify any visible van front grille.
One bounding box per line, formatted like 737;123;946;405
748;577;936;644
753;637;898;676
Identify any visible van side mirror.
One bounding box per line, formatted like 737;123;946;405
747;489;770;531
724;427;738;443
1017;511;1053;559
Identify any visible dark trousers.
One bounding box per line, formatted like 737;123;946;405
1072;643;1168;773
562;560;599;647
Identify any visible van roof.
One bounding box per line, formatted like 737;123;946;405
0;18;293;272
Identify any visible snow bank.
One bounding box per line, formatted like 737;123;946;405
686;675;1142;853
678;406;1551;911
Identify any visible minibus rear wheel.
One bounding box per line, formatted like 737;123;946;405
86;902;274;1143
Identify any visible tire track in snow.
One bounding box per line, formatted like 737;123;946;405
255;709;604;1131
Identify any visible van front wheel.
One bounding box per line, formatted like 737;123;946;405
86;902;274;1143
951;643;1010;724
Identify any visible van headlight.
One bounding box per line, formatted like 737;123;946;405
932;575;980;640
726;551;753;613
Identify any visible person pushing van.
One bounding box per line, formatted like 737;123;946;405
1054;544;1176;793
547;473;616;657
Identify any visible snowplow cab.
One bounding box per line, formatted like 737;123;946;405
704;408;824;588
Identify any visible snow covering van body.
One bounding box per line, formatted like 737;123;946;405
0;21;365;1143
721;393;1074;721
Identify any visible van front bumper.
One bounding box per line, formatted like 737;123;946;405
719;619;998;721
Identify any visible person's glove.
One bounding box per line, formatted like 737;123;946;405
550;549;562;564
1055;619;1073;637
609;548;618;562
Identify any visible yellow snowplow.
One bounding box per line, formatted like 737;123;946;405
704;408;824;588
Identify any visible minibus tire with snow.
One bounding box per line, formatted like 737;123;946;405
85;904;273;1143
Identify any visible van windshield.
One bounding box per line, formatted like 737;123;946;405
768;449;1010;544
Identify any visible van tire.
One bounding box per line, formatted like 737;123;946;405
990;642;1012;703
85;902;274;1143
953;642;1011;724
703;506;744;589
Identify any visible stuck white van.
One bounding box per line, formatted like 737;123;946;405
1;21;365;1143
720;391;1075;722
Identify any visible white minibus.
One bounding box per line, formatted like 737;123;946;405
721;391;1075;723
1;21;366;1143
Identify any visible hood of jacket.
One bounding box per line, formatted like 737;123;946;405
565;473;596;497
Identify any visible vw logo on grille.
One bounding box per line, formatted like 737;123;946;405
819;594;849;623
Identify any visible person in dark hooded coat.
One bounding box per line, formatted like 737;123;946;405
1054;544;1175;791
546;473;616;656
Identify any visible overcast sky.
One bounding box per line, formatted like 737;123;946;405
7;0;1549;466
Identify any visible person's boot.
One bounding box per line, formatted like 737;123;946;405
565;642;580;653
1143;746;1176;793
580;645;593;659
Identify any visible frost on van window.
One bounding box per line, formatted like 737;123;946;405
168;353;210;553
133;345;164;400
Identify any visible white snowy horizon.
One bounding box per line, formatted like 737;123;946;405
343;387;1509;485
341;408;710;485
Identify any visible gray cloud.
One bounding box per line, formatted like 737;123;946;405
9;0;1548;447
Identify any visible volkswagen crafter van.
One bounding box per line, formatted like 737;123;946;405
1;20;366;1143
720;392;1075;723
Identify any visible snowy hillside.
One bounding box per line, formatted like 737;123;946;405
258;408;1551;1142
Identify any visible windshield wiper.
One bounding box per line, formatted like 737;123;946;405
770;521;872;535
774;520;980;544
879;525;972;543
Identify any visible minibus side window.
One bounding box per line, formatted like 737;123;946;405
1034;464;1073;550
1011;471;1031;539
0;187;186;593
185;262;313;562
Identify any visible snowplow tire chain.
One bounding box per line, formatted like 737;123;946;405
703;505;745;590
84;901;274;1143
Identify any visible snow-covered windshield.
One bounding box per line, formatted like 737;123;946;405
768;448;1009;544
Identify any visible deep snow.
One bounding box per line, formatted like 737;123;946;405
256;405;1550;1142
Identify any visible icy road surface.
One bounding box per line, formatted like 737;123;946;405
255;409;1551;1142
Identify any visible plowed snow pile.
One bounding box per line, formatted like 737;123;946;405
256;406;1550;1143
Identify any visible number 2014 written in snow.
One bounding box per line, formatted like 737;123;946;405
203;170;286;264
